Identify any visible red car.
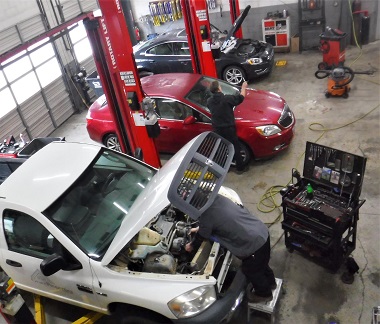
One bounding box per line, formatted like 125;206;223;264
86;73;295;164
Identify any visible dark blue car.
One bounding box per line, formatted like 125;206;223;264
133;7;274;85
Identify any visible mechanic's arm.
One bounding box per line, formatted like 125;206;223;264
240;81;248;97
185;227;206;253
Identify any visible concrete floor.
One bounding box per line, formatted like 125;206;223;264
18;41;380;324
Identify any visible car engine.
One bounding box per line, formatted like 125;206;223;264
112;204;228;276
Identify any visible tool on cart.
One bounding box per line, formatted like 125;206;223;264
280;142;367;278
315;66;374;98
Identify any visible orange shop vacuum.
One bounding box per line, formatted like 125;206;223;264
315;66;375;99
315;66;354;98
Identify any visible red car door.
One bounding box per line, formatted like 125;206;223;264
154;99;212;153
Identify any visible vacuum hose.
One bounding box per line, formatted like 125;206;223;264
315;66;355;87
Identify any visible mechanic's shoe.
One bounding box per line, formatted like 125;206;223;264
270;282;277;290
246;284;273;303
246;291;273;304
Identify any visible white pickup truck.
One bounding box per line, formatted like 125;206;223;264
0;132;247;323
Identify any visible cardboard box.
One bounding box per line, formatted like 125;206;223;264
291;34;300;53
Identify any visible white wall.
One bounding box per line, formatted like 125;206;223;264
0;0;40;31
130;0;378;43
131;0;297;21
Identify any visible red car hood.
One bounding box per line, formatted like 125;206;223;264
234;89;285;124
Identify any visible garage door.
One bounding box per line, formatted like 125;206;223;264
0;1;98;142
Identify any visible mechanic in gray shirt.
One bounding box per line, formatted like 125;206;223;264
185;194;276;303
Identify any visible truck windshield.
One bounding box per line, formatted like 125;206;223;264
43;149;156;260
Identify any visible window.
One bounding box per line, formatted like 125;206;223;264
29;38;54;66
0;37;63;112
36;58;62;87
3;210;54;258
0;88;16;118
156;99;185;120
147;43;173;55
10;72;40;104
173;42;190;55
73;38;92;62
69;21;93;62
2;51;32;83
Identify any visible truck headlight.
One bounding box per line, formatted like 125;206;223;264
168;285;216;318
247;58;263;65
256;125;281;136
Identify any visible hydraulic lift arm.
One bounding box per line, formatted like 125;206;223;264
84;1;161;168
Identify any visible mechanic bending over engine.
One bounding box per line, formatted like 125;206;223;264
185;194;276;303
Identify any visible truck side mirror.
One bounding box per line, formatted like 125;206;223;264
40;253;67;276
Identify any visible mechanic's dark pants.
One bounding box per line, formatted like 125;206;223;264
214;126;244;171
241;237;275;297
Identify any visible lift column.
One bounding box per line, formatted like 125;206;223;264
85;0;161;168
180;0;217;78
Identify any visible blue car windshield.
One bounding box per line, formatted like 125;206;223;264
185;76;240;112
43;149;156;260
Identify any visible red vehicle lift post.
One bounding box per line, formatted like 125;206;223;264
229;0;243;39
84;1;161;168
180;0;218;78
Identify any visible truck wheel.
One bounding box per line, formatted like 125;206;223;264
120;315;162;324
116;308;170;324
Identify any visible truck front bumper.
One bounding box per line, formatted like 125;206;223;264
174;270;247;324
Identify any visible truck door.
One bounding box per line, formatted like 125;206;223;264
0;208;102;312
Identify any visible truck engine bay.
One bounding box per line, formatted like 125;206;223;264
112;204;232;280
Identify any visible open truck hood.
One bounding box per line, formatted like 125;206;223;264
102;132;234;265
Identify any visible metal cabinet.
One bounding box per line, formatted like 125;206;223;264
262;17;290;52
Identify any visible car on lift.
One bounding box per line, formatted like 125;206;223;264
0;132;247;322
0;135;65;185
0;157;26;185
86;73;295;165
133;6;274;86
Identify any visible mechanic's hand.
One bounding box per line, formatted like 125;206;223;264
189;226;199;234
185;243;193;253
242;81;248;89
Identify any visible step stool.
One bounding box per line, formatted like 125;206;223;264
247;278;283;319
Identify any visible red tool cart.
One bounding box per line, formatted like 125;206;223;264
280;141;367;273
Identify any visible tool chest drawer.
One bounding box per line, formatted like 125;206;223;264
282;221;333;247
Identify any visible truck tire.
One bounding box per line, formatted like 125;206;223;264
116;307;171;324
